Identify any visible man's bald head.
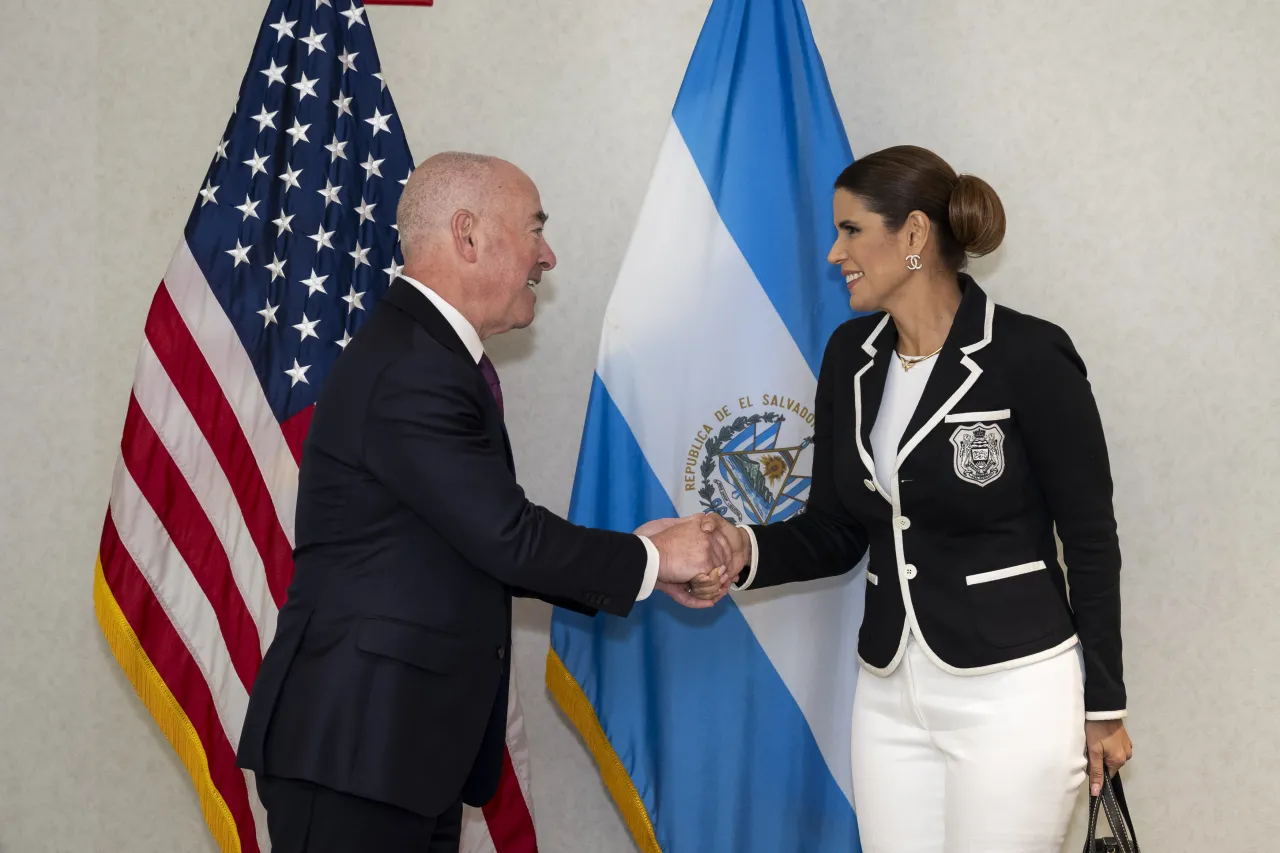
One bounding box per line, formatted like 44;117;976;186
396;152;527;261
393;151;556;340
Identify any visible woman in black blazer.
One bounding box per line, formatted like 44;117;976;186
705;146;1133;851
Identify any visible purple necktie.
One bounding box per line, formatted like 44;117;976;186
478;353;504;418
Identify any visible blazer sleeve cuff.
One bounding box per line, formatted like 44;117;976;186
730;525;760;592
1085;709;1129;721
635;535;660;601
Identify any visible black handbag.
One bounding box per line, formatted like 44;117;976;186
1084;772;1140;853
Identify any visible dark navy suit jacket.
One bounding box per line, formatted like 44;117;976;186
237;279;647;817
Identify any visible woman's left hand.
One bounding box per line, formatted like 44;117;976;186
1085;720;1133;797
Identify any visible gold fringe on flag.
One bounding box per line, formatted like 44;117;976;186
93;557;243;853
545;648;662;853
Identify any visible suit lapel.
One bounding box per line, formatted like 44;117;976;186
383;279;516;472
496;419;514;473
853;313;895;503
895;276;994;467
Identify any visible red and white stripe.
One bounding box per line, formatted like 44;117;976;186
462;665;539;853
100;239;537;852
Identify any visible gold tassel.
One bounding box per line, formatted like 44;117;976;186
93;558;243;853
545;649;662;853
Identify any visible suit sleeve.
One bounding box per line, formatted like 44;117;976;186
737;328;870;590
508;587;599;616
1013;322;1127;717
363;351;647;617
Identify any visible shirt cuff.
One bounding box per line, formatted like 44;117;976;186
1085;709;1129;721
730;525;759;592
635;535;660;601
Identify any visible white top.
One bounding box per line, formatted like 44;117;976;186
869;354;938;498
397;275;658;601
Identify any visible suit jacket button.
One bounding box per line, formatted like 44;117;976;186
602;597;612;607
904;564;918;580
895;516;911;531
497;646;505;660
863;479;876;491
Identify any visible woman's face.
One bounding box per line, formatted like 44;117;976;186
827;189;912;314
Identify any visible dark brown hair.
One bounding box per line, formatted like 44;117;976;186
834;145;1005;271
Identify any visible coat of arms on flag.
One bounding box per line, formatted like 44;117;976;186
689;403;814;525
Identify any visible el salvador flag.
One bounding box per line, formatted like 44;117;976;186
546;1;868;850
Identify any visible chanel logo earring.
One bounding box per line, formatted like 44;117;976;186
906;254;923;271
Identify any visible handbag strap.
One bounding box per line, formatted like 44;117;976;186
1106;775;1139;852
1083;773;1139;853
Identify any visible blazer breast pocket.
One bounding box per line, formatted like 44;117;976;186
943;409;1012;488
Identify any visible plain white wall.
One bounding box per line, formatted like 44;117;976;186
3;0;1278;850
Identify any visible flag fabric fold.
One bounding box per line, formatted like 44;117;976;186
547;1;866;850
94;2;535;850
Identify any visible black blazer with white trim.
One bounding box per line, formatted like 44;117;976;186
739;276;1126;717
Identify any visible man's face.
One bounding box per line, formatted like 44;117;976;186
473;169;556;337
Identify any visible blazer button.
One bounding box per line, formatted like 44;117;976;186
863;479;876;491
497;646;505;660
895;516;911;531
602;597;612;607
904;564;918;580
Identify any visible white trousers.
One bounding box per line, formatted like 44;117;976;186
849;637;1087;853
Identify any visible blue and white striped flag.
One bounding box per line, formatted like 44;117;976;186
546;1;866;850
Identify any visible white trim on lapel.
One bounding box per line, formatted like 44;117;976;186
853;313;894;504
894;295;996;469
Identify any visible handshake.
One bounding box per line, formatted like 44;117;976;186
637;513;753;608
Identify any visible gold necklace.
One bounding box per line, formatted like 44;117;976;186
896;346;942;372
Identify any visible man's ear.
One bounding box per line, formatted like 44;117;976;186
452;210;478;263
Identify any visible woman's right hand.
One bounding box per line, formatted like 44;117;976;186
697;513;750;590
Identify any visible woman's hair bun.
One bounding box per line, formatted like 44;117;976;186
948;174;1005;258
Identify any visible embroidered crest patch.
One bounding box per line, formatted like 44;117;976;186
949;423;1006;487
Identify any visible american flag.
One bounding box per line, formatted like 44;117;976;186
93;1;537;851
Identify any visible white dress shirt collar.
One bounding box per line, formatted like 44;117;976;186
399;275;485;364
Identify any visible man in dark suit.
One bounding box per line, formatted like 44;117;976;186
236;152;732;852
